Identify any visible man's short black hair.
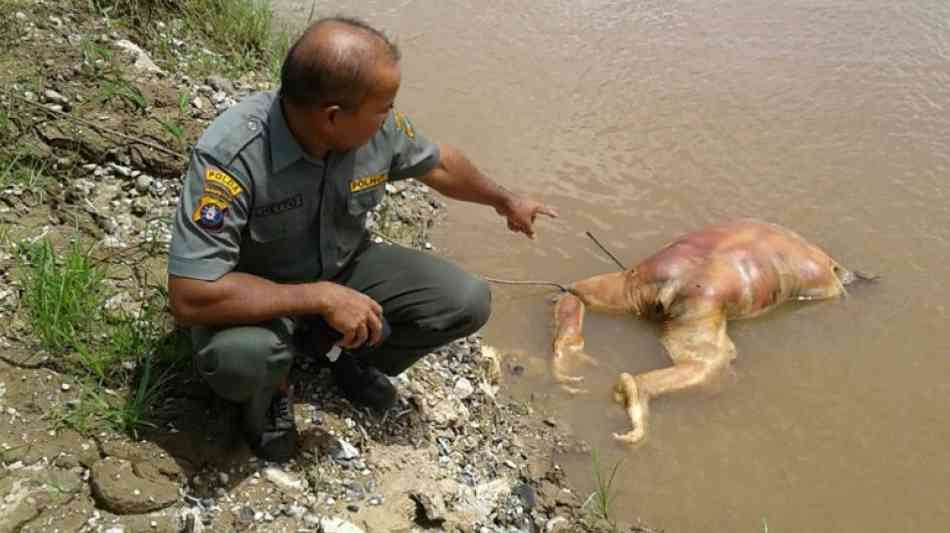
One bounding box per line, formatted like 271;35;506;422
279;16;400;110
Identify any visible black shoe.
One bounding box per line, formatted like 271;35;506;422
245;387;298;462
332;352;398;411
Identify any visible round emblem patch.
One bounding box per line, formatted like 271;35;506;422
197;203;224;230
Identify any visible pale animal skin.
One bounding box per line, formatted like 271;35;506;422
551;219;875;444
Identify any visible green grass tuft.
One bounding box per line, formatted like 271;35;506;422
584;448;624;532
0;156;54;191
20;238;106;356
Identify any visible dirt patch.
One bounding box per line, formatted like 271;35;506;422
0;1;657;531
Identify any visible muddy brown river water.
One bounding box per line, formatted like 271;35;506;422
272;1;950;530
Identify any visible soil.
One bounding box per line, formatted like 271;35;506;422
0;1;659;532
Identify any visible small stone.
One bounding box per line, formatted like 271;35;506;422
135;174;153;193
15;12;26;20
43;89;68;104
303;514;320;527
319;517;365;533
264;467;304;492
218;472;229;485
108;163;132;177
61;383;71;392
331;438;360;461
206;75;234;94
453;377;475;399
544;516;570;532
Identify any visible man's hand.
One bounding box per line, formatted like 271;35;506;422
496;196;559;239
313;282;384;349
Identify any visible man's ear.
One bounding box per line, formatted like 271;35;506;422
324;104;342;125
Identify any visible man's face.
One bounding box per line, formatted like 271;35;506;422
329;61;401;151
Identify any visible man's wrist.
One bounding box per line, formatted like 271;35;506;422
493;186;517;214
304;281;332;316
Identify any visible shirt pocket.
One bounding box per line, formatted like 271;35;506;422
346;186;384;216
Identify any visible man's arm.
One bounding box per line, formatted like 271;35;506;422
417;144;558;238
168;273;384;349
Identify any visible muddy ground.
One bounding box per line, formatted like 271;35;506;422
0;2;658;532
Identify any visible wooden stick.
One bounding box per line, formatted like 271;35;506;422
585;230;626;270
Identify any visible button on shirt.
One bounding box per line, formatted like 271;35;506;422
168;91;440;283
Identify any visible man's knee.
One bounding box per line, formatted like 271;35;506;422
436;275;492;336
193;324;293;404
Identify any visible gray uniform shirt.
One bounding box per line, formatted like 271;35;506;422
168;91;440;283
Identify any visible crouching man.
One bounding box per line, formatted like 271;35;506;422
166;17;556;462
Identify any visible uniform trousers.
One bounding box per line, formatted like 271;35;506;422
190;241;491;425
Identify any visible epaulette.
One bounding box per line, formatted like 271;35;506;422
202;117;264;168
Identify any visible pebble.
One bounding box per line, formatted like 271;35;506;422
43;89;68;104
454;377;475;399
331;438;360;461
108;163;132;177
135;174;153;193
61;383;71;392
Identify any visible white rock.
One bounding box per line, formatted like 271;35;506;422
108;163;132;177
319;517;365;533
263;467;304;492
135;175;153;193
545;516;569;532
114;39;164;75
331;438;360;461
453;377;475;399
43;89;67;104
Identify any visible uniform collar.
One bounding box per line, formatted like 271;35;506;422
268;92;310;173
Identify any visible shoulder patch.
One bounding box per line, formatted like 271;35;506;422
205;167;243;197
192;195;229;231
393;110;415;140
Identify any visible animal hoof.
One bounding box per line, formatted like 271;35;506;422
554;373;585;384
612;429;645;445
562;385;589;395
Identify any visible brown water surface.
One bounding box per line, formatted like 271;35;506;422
272;1;950;530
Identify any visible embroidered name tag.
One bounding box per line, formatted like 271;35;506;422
350;173;387;193
254;193;304;218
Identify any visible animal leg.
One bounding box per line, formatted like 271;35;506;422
552;292;599;393
612;313;735;444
